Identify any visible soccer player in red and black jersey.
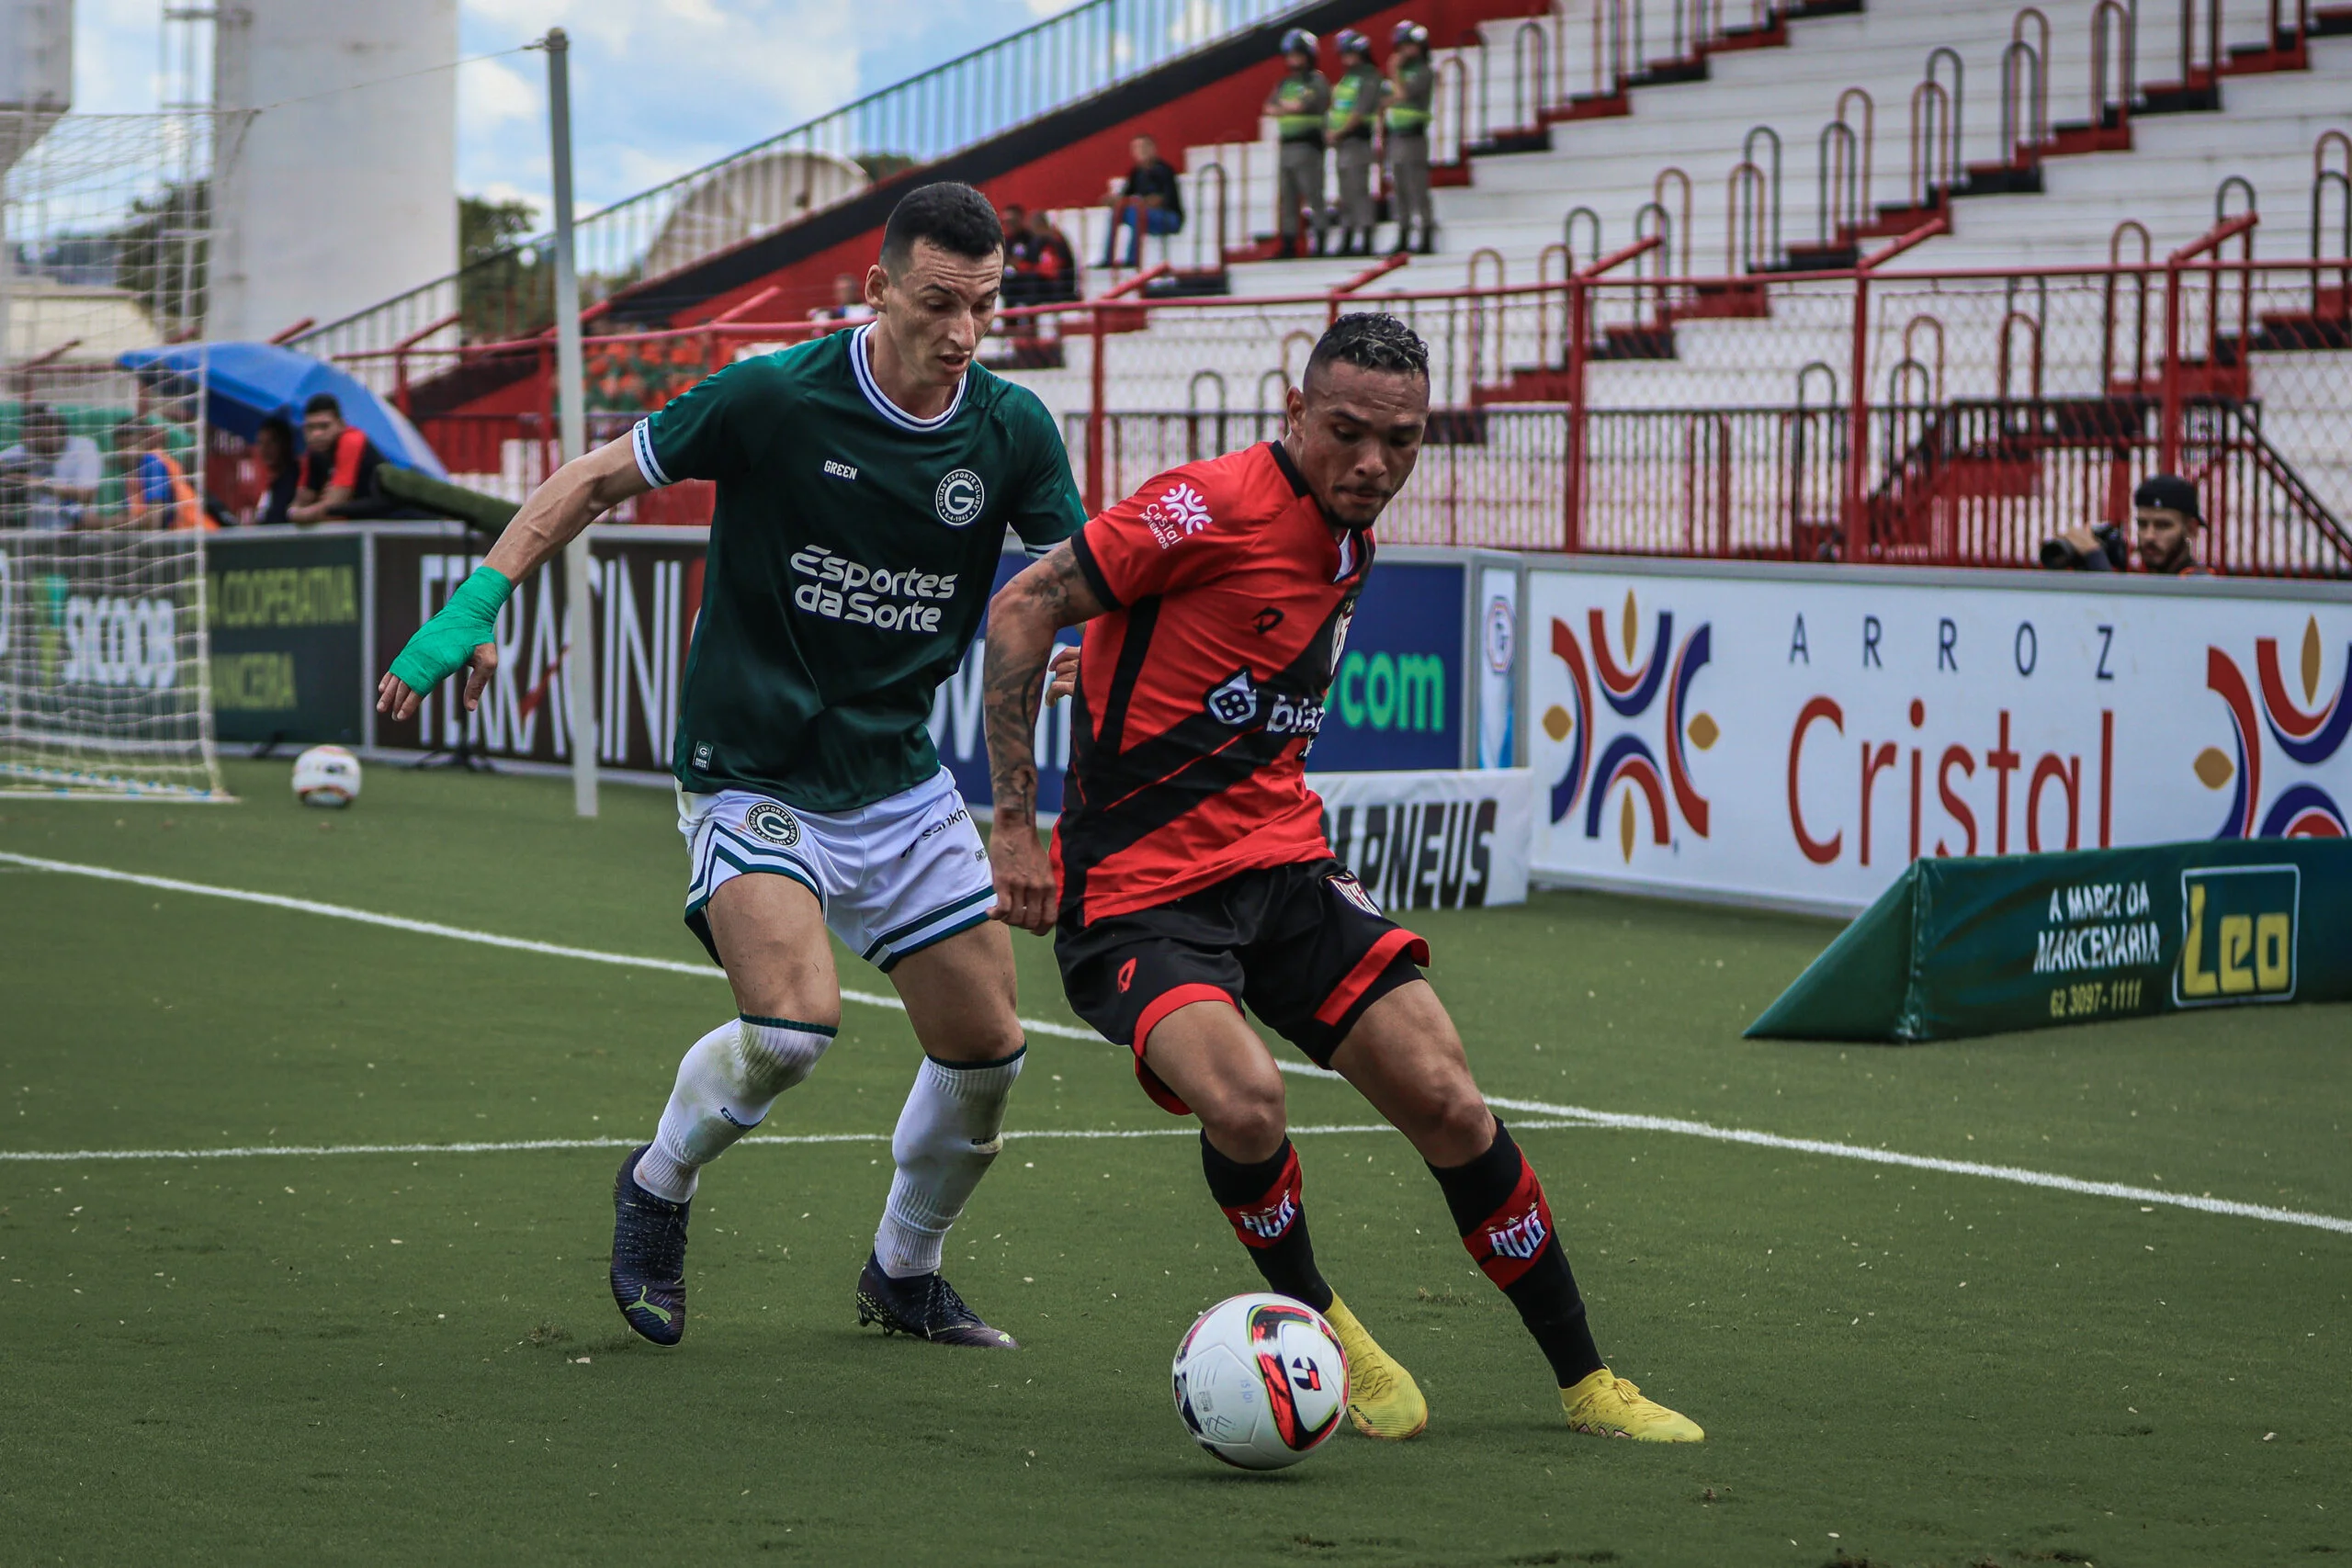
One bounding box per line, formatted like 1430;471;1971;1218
982;313;1703;1444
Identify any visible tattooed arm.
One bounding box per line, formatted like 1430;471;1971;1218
982;541;1109;933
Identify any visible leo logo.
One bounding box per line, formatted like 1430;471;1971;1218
743;801;802;848
2175;864;2298;1006
934;468;986;527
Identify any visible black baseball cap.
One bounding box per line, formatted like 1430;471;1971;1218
2133;474;2200;518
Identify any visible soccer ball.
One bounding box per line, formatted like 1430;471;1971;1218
1170;1293;1349;1470
291;744;363;808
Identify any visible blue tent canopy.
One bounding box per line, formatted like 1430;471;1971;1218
117;341;448;480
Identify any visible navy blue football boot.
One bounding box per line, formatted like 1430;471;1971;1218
854;1252;1019;1348
610;1144;690;1347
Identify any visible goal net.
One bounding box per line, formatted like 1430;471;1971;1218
1;110;224;798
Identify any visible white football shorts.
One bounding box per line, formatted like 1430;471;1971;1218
680;766;997;973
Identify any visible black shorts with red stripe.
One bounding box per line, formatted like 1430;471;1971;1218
1056;859;1429;1114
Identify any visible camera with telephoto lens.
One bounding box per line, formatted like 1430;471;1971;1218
2039;523;2128;571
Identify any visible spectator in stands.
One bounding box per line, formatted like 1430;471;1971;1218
1004;205;1047;304
808;271;876;324
116;419;209;530
248;415;300;525
1266;29;1330;258
1102;134;1184;269
287;392;389;524
0;405;102;531
1325;30;1383;257
2042;474;2211;575
1034;212;1080;300
1384;21;1437;255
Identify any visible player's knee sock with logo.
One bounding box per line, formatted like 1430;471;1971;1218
874;1046;1025;1280
1201;1134;1335;1314
1429;1119;1604;1387
634;1015;835;1203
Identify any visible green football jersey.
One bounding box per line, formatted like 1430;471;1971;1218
632;325;1084;810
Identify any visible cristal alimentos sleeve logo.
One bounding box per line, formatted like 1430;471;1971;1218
787;545;957;632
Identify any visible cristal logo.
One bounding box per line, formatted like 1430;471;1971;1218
1144;481;1213;548
1542;591;1715;863
2197;616;2346;839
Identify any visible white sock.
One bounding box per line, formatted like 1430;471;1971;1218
874;1046;1025;1279
634;1014;835;1203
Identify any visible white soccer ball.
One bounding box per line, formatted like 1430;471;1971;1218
291;744;363;808
1170;1292;1349;1470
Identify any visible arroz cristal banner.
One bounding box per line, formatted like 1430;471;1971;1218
1524;561;2352;913
1746;838;2352;1043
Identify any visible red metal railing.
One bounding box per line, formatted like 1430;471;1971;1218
337;233;2352;576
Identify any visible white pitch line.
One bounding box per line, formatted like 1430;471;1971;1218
8;851;2348;1236
0;1122;1591;1164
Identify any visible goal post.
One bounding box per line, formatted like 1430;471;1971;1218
1;109;227;800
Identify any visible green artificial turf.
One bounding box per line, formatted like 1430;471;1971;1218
0;760;2344;1566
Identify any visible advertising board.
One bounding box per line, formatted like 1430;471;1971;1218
206;531;365;745
1525;560;2351;913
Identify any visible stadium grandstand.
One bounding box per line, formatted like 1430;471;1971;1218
288;0;2352;576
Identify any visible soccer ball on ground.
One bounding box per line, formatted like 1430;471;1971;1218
291;744;363;808
1170;1292;1349;1470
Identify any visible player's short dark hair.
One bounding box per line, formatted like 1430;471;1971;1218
880;183;1004;272
1304;312;1430;393
303;392;343;418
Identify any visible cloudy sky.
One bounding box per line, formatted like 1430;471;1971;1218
72;0;1080;226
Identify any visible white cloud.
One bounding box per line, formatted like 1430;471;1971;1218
460;57;539;129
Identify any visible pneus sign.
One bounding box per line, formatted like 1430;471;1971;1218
1526;563;2352;912
1309;769;1532;909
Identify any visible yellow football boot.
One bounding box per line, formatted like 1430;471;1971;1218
1322;1294;1429;1440
1560;1369;1705;1442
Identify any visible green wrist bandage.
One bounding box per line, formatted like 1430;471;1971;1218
388;565;514;692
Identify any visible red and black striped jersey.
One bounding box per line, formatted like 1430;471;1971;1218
1055;442;1373;925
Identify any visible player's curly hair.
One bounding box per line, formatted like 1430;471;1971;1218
881;183;1004;271
1304;312;1430;389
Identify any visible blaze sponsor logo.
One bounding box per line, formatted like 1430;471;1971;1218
822;459;858;480
1542;591;1715;862
2198;616;2347;840
2175;864;2299;1005
1144;481;1214;548
934;468;987;527
788;544;957;632
744;801;802;847
1205;669;1260;726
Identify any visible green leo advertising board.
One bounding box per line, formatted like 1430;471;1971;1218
1747;839;2352;1043
205;533;366;745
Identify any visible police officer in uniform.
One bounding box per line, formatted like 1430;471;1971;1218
1384;21;1437;255
1265;29;1330;257
1326;30;1384;257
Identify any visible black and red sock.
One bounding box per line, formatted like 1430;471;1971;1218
1200;1134;1335;1314
1429;1119;1604;1387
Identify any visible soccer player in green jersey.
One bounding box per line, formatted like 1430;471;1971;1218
377;184;1084;1349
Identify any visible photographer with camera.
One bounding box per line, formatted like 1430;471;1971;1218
2041;474;2211;576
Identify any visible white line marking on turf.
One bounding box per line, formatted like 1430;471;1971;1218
0;1122;1590;1163
8;851;2346;1236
